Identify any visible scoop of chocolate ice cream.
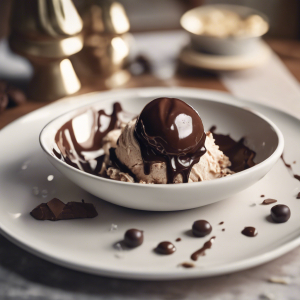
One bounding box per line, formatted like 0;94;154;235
134;97;206;183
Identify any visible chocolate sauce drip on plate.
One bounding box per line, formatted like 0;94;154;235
134;98;206;183
209;126;256;172
176;238;181;242
241;227;257;237
53;102;134;176
280;154;300;182
30;198;98;221
124;229;144;248
222;229;225;232
219;221;224;225
191;236;216;261
155;241;176;255
281;154;292;169
297;192;300;199
261;199;277;205
179;262;195;268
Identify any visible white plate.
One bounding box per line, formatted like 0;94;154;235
0;87;300;280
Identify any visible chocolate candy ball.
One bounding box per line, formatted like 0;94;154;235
192;220;212;237
124;229;144;247
271;204;291;223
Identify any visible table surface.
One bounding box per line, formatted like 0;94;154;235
1;38;300;300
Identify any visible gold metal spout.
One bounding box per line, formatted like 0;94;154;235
9;0;83;101
72;0;131;89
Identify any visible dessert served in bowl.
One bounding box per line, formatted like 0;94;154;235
40;96;284;211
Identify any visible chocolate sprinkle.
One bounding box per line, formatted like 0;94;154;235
30;198;98;221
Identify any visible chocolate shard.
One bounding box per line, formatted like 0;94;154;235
58;202;98;219
47;198;66;219
30;198;98;221
30;203;56;221
261;199;277;205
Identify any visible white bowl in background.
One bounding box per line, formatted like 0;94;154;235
180;4;269;56
40;95;283;211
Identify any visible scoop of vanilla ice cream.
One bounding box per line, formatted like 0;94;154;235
114;119;232;184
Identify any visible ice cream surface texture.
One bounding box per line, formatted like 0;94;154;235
114;119;232;184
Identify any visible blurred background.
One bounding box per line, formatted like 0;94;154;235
1;0;299;38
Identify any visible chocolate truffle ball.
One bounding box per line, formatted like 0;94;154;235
192;220;212;237
124;229;144;247
271;204;291;223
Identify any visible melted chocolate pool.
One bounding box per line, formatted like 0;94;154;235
209;126;256;172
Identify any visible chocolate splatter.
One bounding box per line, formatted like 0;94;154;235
191;236;216;261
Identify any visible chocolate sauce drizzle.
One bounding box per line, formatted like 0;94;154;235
280;154;300;182
209;126;256;172
53;102;134;176
191;236;216;261
134;98;206;183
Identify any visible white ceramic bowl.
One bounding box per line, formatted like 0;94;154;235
40;95;284;211
180;4;269;56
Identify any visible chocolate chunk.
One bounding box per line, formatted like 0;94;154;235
241;227;257;237
155;241;176;255
0;91;8;113
30;198;98;221
271;205;291;223
261;199;277;205
297;192;300;199
47;198;66;218
0;80;26;111
192;220;212;237
30;203;56;221
124;229;144;248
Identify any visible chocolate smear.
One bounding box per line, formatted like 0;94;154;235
261;199;277;205
297;192;300;199
176;238;181;242
222;229;225;232
53;102;134;176
219;221;224;225
179;262;195;268
209;126;256;172
191;236;216;261
241;227;257;237
135;98;206;183
261;195;265;198
30;198;98;221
